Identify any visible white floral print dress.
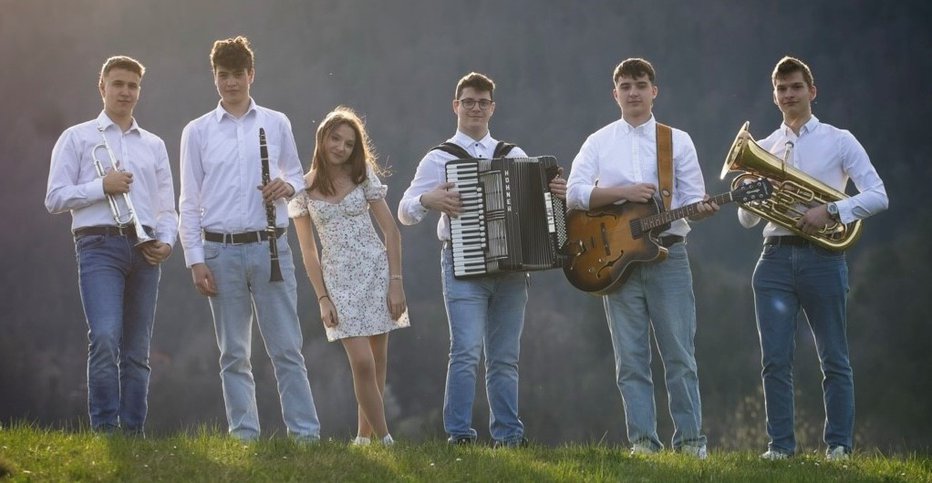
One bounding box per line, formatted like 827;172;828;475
288;170;410;341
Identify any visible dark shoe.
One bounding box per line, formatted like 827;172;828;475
447;436;476;445
493;437;529;449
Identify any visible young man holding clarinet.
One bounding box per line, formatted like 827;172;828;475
178;35;320;442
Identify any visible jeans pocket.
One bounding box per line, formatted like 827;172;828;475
812;246;845;260
75;234;106;251
204;244;221;261
761;244;779;258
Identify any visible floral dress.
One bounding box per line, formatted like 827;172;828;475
288;170;410;341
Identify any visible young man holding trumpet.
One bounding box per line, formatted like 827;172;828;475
45;55;178;436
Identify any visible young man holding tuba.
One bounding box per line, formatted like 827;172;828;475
735;56;888;461
45;55;178;436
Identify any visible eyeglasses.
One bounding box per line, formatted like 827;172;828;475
458;98;493;110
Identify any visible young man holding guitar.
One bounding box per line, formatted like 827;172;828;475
565;58;716;458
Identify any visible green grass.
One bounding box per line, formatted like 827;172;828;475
0;424;929;482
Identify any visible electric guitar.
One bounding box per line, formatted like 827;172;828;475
562;179;773;295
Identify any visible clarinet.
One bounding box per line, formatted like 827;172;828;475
259;128;284;282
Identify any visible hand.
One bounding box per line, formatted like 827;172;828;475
191;263;218;297
139;240;172;265
420;182;463;218
258;178;295;203
689;195;720;221
387;280;407;321
102;170;133;195
797;204;833;235
548;167;567;200
319;297;339;328
620;183;656;203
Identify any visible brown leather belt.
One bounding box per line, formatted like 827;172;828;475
74;225;154;238
764;236;810;247
658;235;684;248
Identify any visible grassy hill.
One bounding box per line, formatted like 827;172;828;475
0;424;928;482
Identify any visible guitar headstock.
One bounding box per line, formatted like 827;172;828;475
732;178;774;203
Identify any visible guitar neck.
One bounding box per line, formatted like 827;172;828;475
638;191;734;232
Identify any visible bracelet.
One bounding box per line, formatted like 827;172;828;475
318;294;330;302
389;275;403;280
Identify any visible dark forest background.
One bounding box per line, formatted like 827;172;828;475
1;0;930;452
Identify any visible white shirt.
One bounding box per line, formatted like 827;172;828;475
737;115;889;235
397;130;528;241
178;99;305;267
566;116;707;237
45;111;178;245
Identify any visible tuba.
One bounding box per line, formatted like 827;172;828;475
720;122;861;251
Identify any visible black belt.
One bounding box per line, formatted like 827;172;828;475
658;235;684;248
764;236;811;247
204;228;285;245
74;225;154;238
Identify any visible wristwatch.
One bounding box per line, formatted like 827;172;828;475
826;202;840;222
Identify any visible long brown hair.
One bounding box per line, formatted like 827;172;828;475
307;106;382;197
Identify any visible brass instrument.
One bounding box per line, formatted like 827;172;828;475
720;122;861;251
92;124;154;246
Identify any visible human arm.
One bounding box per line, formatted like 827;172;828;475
45;127;110;214
141;138;178;265
260;115;304;203
397;151;461;223
292;212;339;328
370;198;407;320
672;132;719;221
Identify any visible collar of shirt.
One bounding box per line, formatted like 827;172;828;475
96;110;140;135
211;97;258;123
452;130;496;157
619;115;657;136
780;115;820;138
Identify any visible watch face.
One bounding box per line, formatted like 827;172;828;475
828;203;838;216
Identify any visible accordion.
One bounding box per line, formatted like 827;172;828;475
445;156;568;278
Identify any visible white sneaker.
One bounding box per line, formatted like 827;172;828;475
630;442;659;455
680;444;708;460
760;449;791;460
381;434;395;446
351;436;371;446
826;446;850;461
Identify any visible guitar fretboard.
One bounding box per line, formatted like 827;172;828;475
637;192;734;232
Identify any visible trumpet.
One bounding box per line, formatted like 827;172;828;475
92;124;154;246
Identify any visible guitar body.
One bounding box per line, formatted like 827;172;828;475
562;200;668;295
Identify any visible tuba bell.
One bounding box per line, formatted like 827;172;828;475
720;121;861;251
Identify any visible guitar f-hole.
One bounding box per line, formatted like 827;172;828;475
600;223;610;256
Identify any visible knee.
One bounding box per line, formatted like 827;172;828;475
89;332;120;360
350;356;377;381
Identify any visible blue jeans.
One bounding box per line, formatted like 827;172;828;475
204;235;320;440
440;246;527;443
602;243;706;450
76;233;160;433
753;243;851;454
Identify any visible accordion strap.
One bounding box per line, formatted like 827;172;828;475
656;123;674;212
432;141;516;159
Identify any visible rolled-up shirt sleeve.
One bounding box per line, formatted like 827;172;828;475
566;135;599;211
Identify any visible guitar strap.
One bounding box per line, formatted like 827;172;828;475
656;123;674;212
